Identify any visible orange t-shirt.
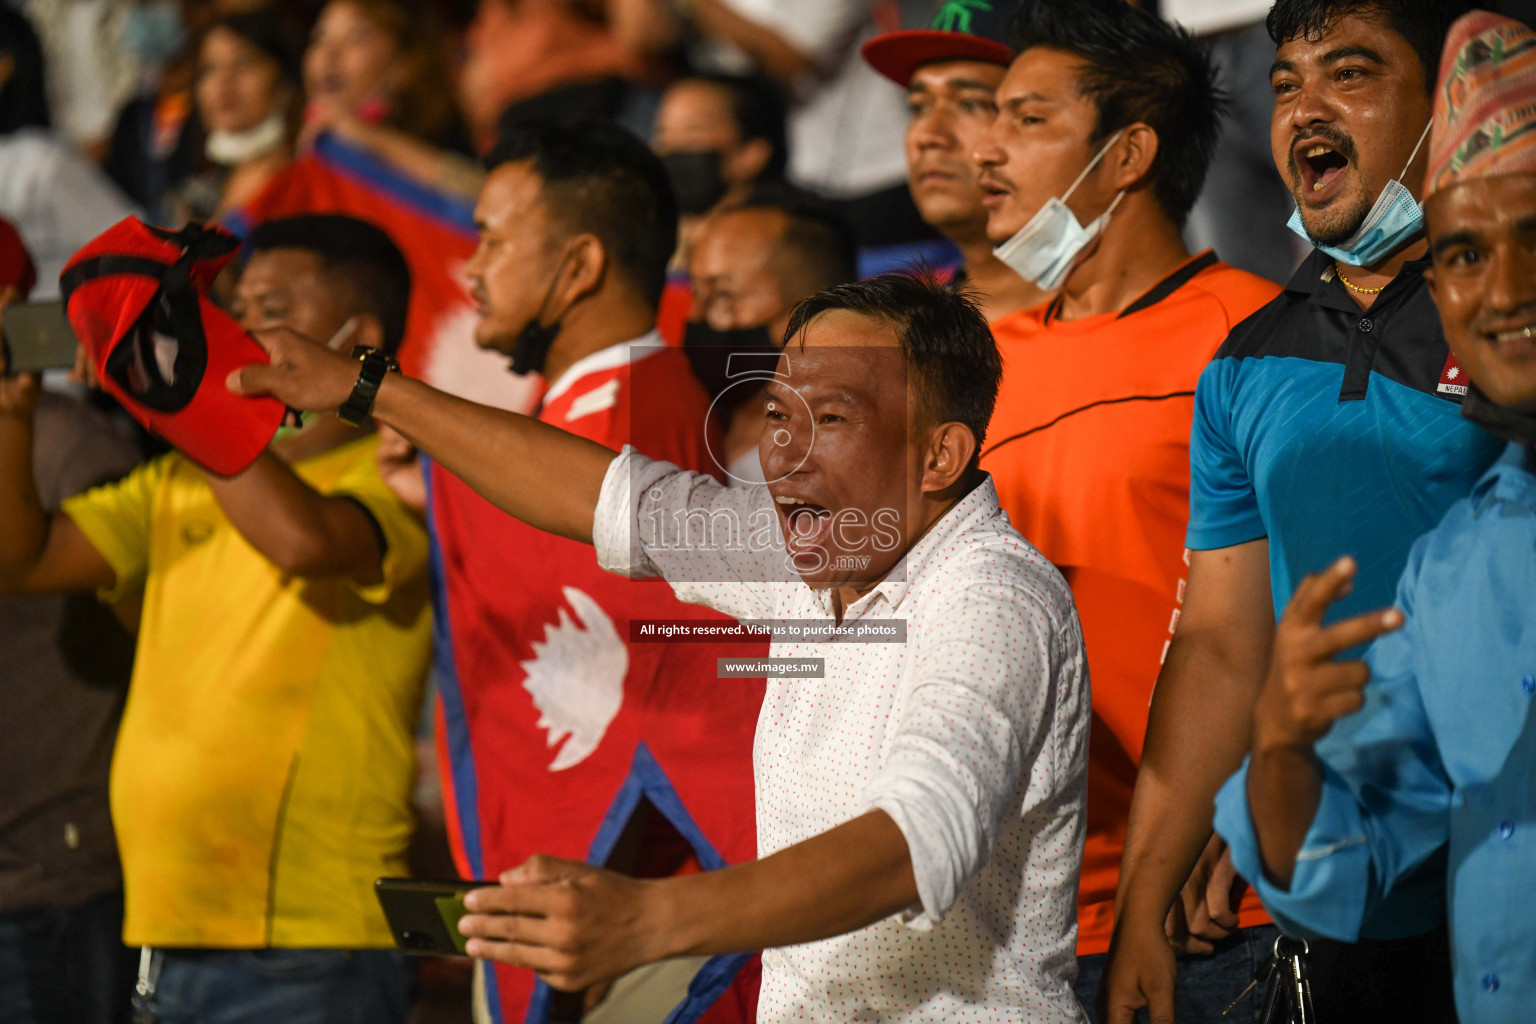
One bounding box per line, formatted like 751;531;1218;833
981;253;1280;955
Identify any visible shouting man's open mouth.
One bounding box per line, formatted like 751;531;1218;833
774;492;835;560
1295;136;1353;203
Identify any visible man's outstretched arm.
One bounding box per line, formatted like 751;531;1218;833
228;327;617;544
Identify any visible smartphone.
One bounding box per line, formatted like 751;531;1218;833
375;877;494;957
1;300;78;373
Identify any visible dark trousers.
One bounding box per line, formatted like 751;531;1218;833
1076;925;1282;1024
1076;923;1458;1024
1307;926;1458;1023
132;947;408;1024
0;892;135;1024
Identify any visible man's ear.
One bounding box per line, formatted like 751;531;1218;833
1111;123;1160;194
351;314;388;353
919;421;978;495
728;138;773;185
557;234;609;309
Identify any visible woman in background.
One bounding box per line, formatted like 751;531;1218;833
299;0;481;195
173;12;302;222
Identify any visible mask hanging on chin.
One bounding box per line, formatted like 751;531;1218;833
508;317;561;377
506;256;572;377
206;111;288;165
1286;121;1432;268
993;130;1126;291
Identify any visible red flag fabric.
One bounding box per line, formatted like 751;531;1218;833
228;134;538;413
429;342;766;1024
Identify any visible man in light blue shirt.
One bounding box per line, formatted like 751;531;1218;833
1216;11;1536;1023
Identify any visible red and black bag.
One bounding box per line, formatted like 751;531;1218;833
59;218;285;476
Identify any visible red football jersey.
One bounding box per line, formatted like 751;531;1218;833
428;336;766;1024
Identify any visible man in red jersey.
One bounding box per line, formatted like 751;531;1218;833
426;119;764;1024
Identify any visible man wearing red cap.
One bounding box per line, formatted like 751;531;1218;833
965;2;1278;1017
1217;12;1536;1022
0;214;432;1024
861;0;1043;320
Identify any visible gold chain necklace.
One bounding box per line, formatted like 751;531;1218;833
1334;262;1386;295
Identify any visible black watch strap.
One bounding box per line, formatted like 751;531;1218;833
337;345;399;426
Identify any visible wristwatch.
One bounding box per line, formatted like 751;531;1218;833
337;345;399;426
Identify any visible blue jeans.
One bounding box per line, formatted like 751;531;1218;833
0;892;136;1024
1075;925;1281;1024
132;948;408;1024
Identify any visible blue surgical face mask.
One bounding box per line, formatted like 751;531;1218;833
123;1;186;65
994;130;1126;290
1286;121;1431;268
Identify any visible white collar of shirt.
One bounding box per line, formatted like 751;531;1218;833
541;330;663;407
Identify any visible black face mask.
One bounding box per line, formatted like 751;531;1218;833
661;150;729;215
1462;382;1536;448
506;251;574;378
507;318;560;377
682;320;777;404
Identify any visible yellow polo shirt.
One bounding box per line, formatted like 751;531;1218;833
61;435;431;948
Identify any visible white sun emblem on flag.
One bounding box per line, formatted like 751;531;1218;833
1447;365;1460;380
521;587;628;771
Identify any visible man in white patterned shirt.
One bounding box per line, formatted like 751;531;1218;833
230;273;1091;1022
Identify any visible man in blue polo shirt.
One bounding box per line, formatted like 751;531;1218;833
1102;1;1499;1022
1219;13;1536;1021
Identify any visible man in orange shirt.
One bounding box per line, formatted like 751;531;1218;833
971;1;1279;1019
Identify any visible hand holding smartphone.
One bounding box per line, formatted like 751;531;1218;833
374;877;495;957
1;300;78;374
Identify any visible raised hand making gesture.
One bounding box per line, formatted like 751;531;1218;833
1246;556;1405;888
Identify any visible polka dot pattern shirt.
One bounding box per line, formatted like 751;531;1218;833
595;450;1090;1023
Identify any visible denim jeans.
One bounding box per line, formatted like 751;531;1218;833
132;948;408;1024
0;892;136;1024
1075;925;1282;1024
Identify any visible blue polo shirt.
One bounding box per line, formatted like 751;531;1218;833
1216;443;1536;1024
1188;249;1504;622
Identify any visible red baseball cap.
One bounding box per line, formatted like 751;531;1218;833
59;218;286;476
862;1;1017;88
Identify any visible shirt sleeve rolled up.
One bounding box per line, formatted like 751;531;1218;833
863;571;1081;927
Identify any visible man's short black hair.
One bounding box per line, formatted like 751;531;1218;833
693;73;789;179
736;181;858;295
484;119;678;310
1011;0;1225;226
247;215;413;354
783;273;1000;470
1266;0;1474;92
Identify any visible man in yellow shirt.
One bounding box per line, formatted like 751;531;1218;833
0;214;431;1024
